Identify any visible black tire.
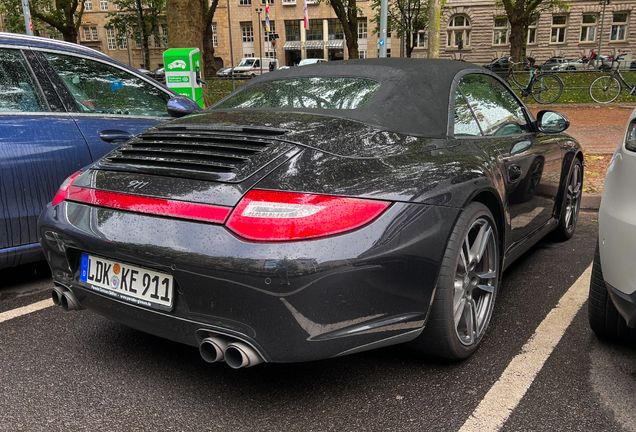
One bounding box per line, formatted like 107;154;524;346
530;73;564;104
554;158;582;241
589;75;621;103
410;202;500;359
588;241;636;342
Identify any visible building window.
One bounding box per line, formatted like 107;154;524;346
550;15;567;43
306;19;323;41
241;22;254;42
265;52;276;59
261;0;273;4
493;16;508;45
244;52;255;58
580;14;597;42
84;0;92;11
100;0;107;10
358;18;367;39
106;28;116;49
285;20;300;41
447;15;470;47
119;31;127;49
282;0;295;5
154;35;161;48
611;13;628;41
359;50;367;58
84;27;92;41
162;24;168;47
327;19;343;40
91;27;98;40
447;16;468;47
415;31;427;48
239;0;251;5
212;22;218;47
527;15;538;44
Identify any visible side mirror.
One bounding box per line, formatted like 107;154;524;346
167;96;202;118
536;110;570;133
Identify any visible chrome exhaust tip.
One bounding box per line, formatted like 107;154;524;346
199;336;228;363
60;289;84;311
51;286;68;306
224;342;264;369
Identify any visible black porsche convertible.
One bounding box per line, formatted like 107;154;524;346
39;58;583;368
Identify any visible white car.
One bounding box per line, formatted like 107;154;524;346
298;58;327;66
589;108;636;342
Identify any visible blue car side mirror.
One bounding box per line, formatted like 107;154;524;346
167;96;203;118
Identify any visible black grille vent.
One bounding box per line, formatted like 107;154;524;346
98;124;292;182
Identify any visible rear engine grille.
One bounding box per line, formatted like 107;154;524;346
97;124;292;182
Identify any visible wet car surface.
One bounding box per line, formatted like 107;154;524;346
39;58;584;367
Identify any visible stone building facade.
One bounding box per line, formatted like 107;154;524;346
413;0;635;64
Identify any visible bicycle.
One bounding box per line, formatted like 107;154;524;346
589;54;636;103
504;62;564;104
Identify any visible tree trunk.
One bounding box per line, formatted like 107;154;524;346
166;0;205;69
345;18;359;59
202;0;219;76
509;18;525;68
203;23;217;77
427;0;440;58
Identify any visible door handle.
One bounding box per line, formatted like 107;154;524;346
509;164;522;183
99;129;133;144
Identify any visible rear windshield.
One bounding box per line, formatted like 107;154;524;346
214;77;380;110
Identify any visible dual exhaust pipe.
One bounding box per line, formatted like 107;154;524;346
200;336;264;369
51;285;84;311
51;287;261;368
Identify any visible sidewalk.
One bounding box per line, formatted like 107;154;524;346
530;103;636;210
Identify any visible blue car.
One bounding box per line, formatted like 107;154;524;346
0;33;193;269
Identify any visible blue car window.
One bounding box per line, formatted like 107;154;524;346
0;48;47;113
43;52;170;117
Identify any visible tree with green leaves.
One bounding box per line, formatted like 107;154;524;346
498;0;569;66
107;0;165;69
323;0;360;59
0;0;84;41
371;0;427;57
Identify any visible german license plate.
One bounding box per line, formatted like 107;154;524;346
79;253;174;311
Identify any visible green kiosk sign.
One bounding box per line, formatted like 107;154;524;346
163;48;203;108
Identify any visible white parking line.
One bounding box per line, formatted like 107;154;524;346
459;263;593;432
0;299;53;324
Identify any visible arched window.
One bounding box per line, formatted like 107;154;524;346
447;15;471;48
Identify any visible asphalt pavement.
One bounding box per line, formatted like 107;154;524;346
1;210;635;431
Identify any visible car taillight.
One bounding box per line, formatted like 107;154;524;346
226;190;391;241
52;171;83;205
65;186;232;224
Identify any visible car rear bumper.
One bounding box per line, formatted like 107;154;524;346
39;200;458;363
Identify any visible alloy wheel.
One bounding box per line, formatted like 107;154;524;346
453;218;498;346
564;162;582;234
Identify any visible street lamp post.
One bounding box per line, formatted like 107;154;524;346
256;8;264;75
597;0;609;70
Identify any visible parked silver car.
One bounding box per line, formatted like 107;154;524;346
589;108;636;342
541;57;586;71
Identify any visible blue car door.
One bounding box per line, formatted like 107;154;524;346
0;47;92;267
36;51;173;160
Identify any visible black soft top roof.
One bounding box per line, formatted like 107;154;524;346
213;58;491;137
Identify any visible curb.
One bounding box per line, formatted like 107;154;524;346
581;193;601;211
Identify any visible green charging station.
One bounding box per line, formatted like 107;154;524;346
163;48;204;108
